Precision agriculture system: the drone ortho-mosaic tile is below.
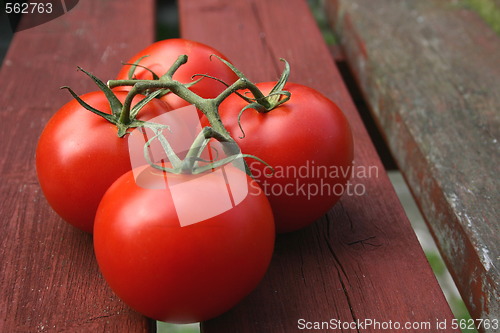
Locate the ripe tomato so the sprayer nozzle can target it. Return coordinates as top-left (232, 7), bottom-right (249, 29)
top-left (115, 38), bottom-right (239, 110)
top-left (35, 91), bottom-right (170, 233)
top-left (209, 82), bottom-right (354, 233)
top-left (93, 163), bottom-right (275, 323)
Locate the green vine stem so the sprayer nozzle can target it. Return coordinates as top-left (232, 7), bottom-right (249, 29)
top-left (62, 67), bottom-right (167, 137)
top-left (106, 54), bottom-right (291, 174)
top-left (108, 55), bottom-right (291, 141)
top-left (144, 125), bottom-right (273, 176)
top-left (62, 55), bottom-right (289, 175)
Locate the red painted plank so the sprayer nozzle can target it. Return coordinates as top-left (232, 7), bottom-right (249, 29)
top-left (0, 1), bottom-right (155, 331)
top-left (179, 0), bottom-right (459, 332)
top-left (324, 0), bottom-right (500, 328)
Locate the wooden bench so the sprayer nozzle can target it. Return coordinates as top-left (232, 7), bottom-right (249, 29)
top-left (0, 0), bottom-right (477, 331)
top-left (323, 0), bottom-right (500, 329)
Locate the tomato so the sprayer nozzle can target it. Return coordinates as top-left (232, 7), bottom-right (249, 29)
top-left (208, 82), bottom-right (354, 233)
top-left (35, 91), bottom-right (170, 233)
top-left (93, 163), bottom-right (275, 323)
top-left (115, 38), bottom-right (239, 110)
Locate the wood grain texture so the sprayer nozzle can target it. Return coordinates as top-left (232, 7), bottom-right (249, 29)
top-left (0, 1), bottom-right (155, 331)
top-left (179, 0), bottom-right (459, 332)
top-left (323, 0), bottom-right (500, 327)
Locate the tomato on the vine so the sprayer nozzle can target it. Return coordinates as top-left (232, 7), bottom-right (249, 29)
top-left (207, 82), bottom-right (354, 233)
top-left (35, 91), bottom-right (171, 233)
top-left (115, 38), bottom-right (239, 110)
top-left (93, 163), bottom-right (275, 323)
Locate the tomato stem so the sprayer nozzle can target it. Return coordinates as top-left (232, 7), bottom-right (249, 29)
top-left (62, 68), bottom-right (165, 137)
top-left (106, 55), bottom-right (291, 174)
top-left (63, 56), bottom-right (288, 175)
top-left (108, 55), bottom-right (291, 133)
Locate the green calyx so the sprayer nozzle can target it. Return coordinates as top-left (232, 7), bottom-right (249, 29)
top-left (214, 56), bottom-right (291, 112)
top-left (144, 125), bottom-right (272, 176)
top-left (61, 67), bottom-right (164, 137)
top-left (225, 58), bottom-right (291, 139)
top-left (125, 55), bottom-right (160, 80)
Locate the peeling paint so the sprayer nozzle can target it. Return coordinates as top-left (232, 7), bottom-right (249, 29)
top-left (481, 247), bottom-right (494, 271)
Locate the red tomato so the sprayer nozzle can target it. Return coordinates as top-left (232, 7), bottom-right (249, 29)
top-left (93, 163), bottom-right (275, 323)
top-left (115, 38), bottom-right (239, 110)
top-left (35, 91), bottom-right (170, 233)
top-left (207, 82), bottom-right (354, 233)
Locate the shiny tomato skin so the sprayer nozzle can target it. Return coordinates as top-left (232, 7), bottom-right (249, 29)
top-left (211, 82), bottom-right (354, 233)
top-left (93, 164), bottom-right (275, 323)
top-left (35, 91), bottom-right (170, 233)
top-left (115, 38), bottom-right (239, 110)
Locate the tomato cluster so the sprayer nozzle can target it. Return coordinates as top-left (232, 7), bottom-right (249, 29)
top-left (35, 38), bottom-right (353, 323)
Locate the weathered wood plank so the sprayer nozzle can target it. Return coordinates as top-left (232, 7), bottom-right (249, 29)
top-left (323, 0), bottom-right (500, 327)
top-left (179, 0), bottom-right (459, 332)
top-left (0, 1), bottom-right (155, 331)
